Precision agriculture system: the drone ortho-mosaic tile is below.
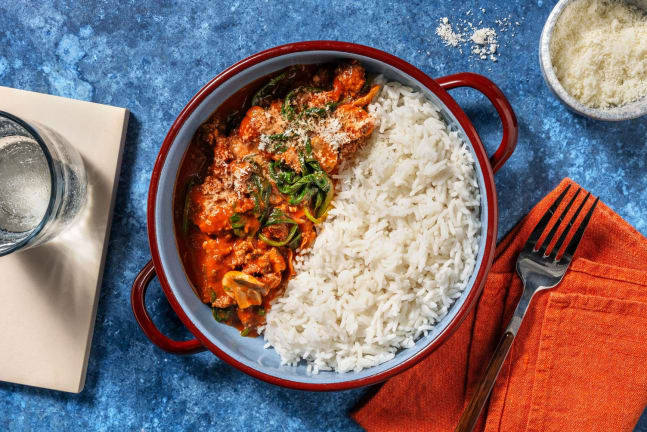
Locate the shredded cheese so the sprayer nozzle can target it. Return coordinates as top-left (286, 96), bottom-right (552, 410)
top-left (258, 134), bottom-right (270, 151)
top-left (550, 0), bottom-right (647, 108)
top-left (318, 117), bottom-right (349, 151)
top-left (257, 109), bottom-right (358, 158)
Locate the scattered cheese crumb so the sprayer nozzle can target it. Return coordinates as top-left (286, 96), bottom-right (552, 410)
top-left (435, 18), bottom-right (465, 47)
top-left (436, 16), bottom-right (502, 61)
top-left (318, 117), bottom-right (349, 151)
top-left (258, 134), bottom-right (270, 151)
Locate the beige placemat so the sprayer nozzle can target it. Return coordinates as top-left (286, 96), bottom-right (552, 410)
top-left (0, 87), bottom-right (129, 393)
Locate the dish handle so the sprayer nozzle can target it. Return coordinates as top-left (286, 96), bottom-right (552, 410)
top-left (131, 260), bottom-right (206, 355)
top-left (436, 73), bottom-right (518, 173)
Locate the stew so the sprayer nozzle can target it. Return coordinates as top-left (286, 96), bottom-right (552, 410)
top-left (174, 61), bottom-right (380, 336)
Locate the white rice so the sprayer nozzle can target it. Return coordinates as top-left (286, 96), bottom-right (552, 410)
top-left (263, 79), bottom-right (481, 373)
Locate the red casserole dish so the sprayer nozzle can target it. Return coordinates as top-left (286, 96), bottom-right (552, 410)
top-left (131, 41), bottom-right (518, 390)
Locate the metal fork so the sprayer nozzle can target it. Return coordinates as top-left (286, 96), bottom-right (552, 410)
top-left (455, 185), bottom-right (599, 432)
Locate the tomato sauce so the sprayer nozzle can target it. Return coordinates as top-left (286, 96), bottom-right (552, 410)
top-left (173, 61), bottom-right (379, 336)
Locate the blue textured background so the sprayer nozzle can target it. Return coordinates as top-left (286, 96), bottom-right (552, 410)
top-left (1, 0), bottom-right (646, 430)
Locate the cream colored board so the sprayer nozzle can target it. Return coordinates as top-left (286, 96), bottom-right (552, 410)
top-left (0, 86), bottom-right (129, 393)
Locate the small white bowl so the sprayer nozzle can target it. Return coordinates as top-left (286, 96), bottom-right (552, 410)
top-left (539, 0), bottom-right (647, 121)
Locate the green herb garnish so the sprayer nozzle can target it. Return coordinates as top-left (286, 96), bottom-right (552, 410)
top-left (287, 185), bottom-right (313, 205)
top-left (229, 213), bottom-right (246, 237)
top-left (272, 142), bottom-right (289, 153)
top-left (284, 172), bottom-right (329, 194)
top-left (267, 133), bottom-right (290, 141)
top-left (266, 133), bottom-right (296, 154)
top-left (316, 182), bottom-right (334, 218)
top-left (248, 173), bottom-right (272, 225)
top-left (301, 101), bottom-right (337, 119)
top-left (271, 142), bottom-right (288, 153)
top-left (264, 208), bottom-right (298, 227)
top-left (267, 150), bottom-right (334, 221)
top-left (282, 88), bottom-right (298, 121)
top-left (213, 308), bottom-right (231, 323)
top-left (303, 107), bottom-right (328, 117)
top-left (304, 207), bottom-right (323, 224)
top-left (287, 232), bottom-right (302, 249)
top-left (258, 208), bottom-right (300, 247)
top-left (251, 72), bottom-right (287, 107)
top-left (281, 86), bottom-right (322, 121)
top-left (325, 101), bottom-right (339, 112)
top-left (269, 161), bottom-right (297, 194)
top-left (258, 224), bottom-right (299, 247)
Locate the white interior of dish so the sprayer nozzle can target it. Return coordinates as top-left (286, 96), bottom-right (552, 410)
top-left (154, 51), bottom-right (490, 384)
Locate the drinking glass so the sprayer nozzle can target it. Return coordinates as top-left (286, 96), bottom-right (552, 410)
top-left (0, 111), bottom-right (87, 256)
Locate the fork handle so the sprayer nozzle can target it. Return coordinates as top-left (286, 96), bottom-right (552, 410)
top-left (455, 330), bottom-right (516, 432)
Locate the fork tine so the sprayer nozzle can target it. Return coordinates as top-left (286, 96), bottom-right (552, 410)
top-left (537, 188), bottom-right (581, 256)
top-left (548, 192), bottom-right (591, 261)
top-left (523, 185), bottom-right (571, 252)
top-left (559, 197), bottom-right (599, 263)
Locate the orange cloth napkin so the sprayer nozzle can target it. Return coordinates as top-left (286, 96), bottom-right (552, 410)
top-left (352, 178), bottom-right (647, 432)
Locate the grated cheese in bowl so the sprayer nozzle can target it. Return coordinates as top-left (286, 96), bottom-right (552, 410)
top-left (550, 0), bottom-right (647, 109)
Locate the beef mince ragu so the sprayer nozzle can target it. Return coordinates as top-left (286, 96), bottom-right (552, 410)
top-left (175, 61), bottom-right (380, 336)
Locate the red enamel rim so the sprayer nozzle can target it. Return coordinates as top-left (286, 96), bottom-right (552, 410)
top-left (146, 41), bottom-right (505, 391)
